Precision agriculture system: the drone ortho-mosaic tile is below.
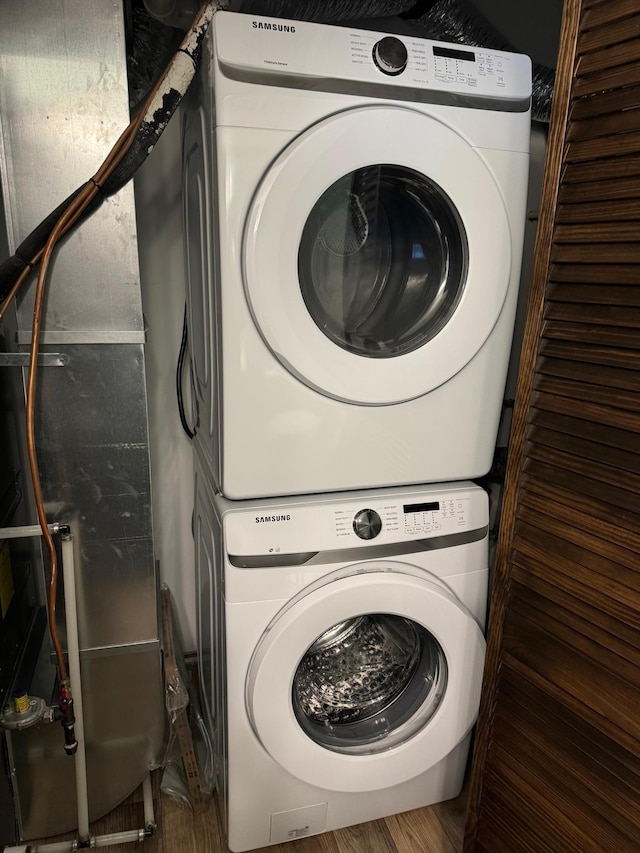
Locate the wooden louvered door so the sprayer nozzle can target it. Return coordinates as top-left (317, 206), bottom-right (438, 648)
top-left (464, 0), bottom-right (640, 850)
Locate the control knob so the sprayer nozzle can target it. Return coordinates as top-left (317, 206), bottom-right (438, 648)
top-left (353, 508), bottom-right (382, 540)
top-left (372, 36), bottom-right (408, 76)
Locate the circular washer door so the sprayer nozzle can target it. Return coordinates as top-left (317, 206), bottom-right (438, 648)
top-left (243, 106), bottom-right (512, 405)
top-left (246, 567), bottom-right (485, 792)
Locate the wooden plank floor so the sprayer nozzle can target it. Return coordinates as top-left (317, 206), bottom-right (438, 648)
top-left (36, 774), bottom-right (467, 852)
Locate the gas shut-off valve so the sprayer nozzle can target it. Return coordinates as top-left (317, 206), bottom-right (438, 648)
top-left (0, 691), bottom-right (75, 752)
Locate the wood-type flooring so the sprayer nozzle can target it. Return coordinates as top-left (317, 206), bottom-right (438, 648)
top-left (36, 775), bottom-right (467, 853)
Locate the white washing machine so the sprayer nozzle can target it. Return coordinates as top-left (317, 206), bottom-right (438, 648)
top-left (193, 448), bottom-right (489, 851)
top-left (183, 11), bottom-right (532, 499)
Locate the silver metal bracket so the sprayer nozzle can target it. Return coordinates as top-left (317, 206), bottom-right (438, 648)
top-left (0, 352), bottom-right (67, 367)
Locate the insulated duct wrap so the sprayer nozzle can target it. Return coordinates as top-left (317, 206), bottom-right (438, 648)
top-left (231, 0), bottom-right (417, 21)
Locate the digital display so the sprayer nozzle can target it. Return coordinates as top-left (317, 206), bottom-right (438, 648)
top-left (403, 501), bottom-right (440, 513)
top-left (433, 46), bottom-right (476, 63)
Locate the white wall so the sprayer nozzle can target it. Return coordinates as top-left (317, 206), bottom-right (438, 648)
top-left (135, 109), bottom-right (197, 652)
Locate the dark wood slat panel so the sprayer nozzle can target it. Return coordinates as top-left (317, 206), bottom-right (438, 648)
top-left (570, 81), bottom-right (640, 120)
top-left (540, 338), bottom-right (640, 371)
top-left (545, 301), bottom-right (640, 328)
top-left (581, 0), bottom-right (640, 31)
top-left (530, 406), bottom-right (640, 453)
top-left (577, 38), bottom-right (640, 75)
top-left (467, 2), bottom-right (640, 848)
top-left (573, 59), bottom-right (640, 98)
top-left (565, 130), bottom-right (640, 163)
top-left (549, 261), bottom-right (640, 283)
top-left (519, 480), bottom-right (640, 555)
top-left (480, 767), bottom-right (591, 853)
top-left (537, 356), bottom-right (640, 391)
top-left (503, 651), bottom-right (640, 757)
top-left (578, 12), bottom-right (640, 55)
top-left (532, 388), bottom-right (640, 432)
top-left (492, 706), bottom-right (640, 845)
top-left (514, 517), bottom-right (640, 596)
top-left (533, 373), bottom-right (640, 415)
top-left (550, 241), bottom-right (640, 262)
top-left (556, 199), bottom-right (640, 223)
top-left (513, 519), bottom-right (638, 612)
top-left (530, 422), bottom-right (640, 473)
top-left (522, 456), bottom-right (640, 518)
top-left (563, 153), bottom-right (640, 184)
top-left (521, 469), bottom-right (640, 538)
top-left (567, 108), bottom-right (640, 142)
top-left (501, 666), bottom-right (640, 781)
top-left (554, 221), bottom-right (640, 243)
top-left (515, 507), bottom-right (640, 577)
top-left (559, 173), bottom-right (640, 200)
top-left (508, 582), bottom-right (640, 680)
top-left (542, 321), bottom-right (640, 352)
top-left (513, 549), bottom-right (640, 644)
top-left (502, 610), bottom-right (640, 739)
top-left (488, 746), bottom-right (629, 853)
top-left (478, 785), bottom-right (553, 853)
top-left (546, 283), bottom-right (640, 306)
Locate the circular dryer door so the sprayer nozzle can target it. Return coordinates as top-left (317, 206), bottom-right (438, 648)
top-left (243, 106), bottom-right (512, 405)
top-left (246, 567), bottom-right (485, 792)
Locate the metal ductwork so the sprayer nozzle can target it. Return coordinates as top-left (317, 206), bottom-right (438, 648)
top-left (0, 0), bottom-right (164, 842)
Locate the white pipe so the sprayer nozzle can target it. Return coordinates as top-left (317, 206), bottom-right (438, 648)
top-left (94, 829), bottom-right (147, 847)
top-left (2, 776), bottom-right (155, 853)
top-left (60, 533), bottom-right (89, 843)
top-left (0, 524), bottom-right (157, 850)
top-left (0, 523), bottom-right (61, 539)
top-left (3, 827), bottom-right (149, 852)
top-left (142, 773), bottom-right (155, 830)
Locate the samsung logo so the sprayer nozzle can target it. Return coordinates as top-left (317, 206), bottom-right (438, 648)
top-left (252, 21), bottom-right (296, 33)
top-left (255, 514), bottom-right (291, 523)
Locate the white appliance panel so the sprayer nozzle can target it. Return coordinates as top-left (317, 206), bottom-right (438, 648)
top-left (193, 457), bottom-right (490, 850)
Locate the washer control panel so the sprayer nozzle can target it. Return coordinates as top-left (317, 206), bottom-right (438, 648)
top-left (336, 498), bottom-right (468, 541)
top-left (223, 484), bottom-right (488, 557)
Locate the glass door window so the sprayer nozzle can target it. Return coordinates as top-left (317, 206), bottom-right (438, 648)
top-left (293, 613), bottom-right (447, 754)
top-left (299, 166), bottom-right (467, 358)
top-left (243, 106), bottom-right (511, 404)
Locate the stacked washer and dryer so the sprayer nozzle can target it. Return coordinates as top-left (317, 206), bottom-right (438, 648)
top-left (183, 10), bottom-right (531, 851)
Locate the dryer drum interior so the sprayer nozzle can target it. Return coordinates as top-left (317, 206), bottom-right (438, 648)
top-left (298, 165), bottom-right (469, 358)
top-left (292, 612), bottom-right (448, 755)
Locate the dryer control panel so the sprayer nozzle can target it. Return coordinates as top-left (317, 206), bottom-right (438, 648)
top-left (214, 12), bottom-right (532, 107)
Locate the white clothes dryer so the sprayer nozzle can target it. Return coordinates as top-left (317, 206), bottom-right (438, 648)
top-left (183, 11), bottom-right (532, 498)
top-left (193, 447), bottom-right (489, 851)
